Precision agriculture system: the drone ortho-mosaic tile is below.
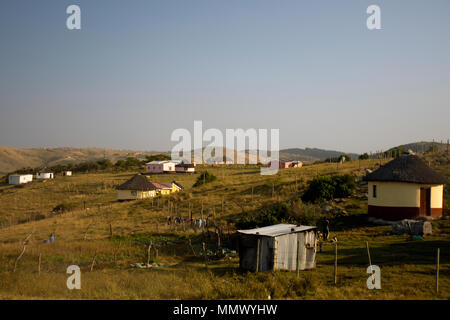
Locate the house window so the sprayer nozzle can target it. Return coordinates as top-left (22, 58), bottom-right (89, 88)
top-left (131, 191), bottom-right (137, 196)
top-left (373, 185), bottom-right (377, 198)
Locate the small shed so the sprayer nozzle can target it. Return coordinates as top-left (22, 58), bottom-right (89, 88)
top-left (267, 160), bottom-right (302, 169)
top-left (9, 174), bottom-right (33, 185)
top-left (36, 170), bottom-right (54, 179)
top-left (62, 171), bottom-right (72, 176)
top-left (145, 161), bottom-right (176, 174)
top-left (238, 224), bottom-right (317, 272)
top-left (175, 163), bottom-right (195, 173)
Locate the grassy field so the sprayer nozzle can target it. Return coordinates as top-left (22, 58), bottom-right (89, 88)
top-left (0, 156), bottom-right (448, 300)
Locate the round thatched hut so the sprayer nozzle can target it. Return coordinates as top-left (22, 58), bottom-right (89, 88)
top-left (364, 154), bottom-right (447, 221)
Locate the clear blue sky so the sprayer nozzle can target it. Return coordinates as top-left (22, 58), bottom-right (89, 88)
top-left (1, 0), bottom-right (449, 153)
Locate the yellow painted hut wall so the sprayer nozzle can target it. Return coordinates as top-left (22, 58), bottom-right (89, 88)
top-left (117, 190), bottom-right (156, 200)
top-left (368, 182), bottom-right (443, 208)
top-left (159, 189), bottom-right (171, 196)
top-left (431, 185), bottom-right (443, 208)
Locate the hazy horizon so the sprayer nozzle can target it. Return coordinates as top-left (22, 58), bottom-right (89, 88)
top-left (1, 0), bottom-right (449, 154)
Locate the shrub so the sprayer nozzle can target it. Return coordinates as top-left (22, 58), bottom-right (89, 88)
top-left (235, 211), bottom-right (280, 229)
top-left (301, 174), bottom-right (356, 203)
top-left (193, 171), bottom-right (217, 187)
top-left (288, 201), bottom-right (321, 226)
top-left (145, 154), bottom-right (171, 162)
top-left (114, 157), bottom-right (142, 170)
top-left (333, 174), bottom-right (357, 198)
top-left (358, 153), bottom-right (370, 160)
top-left (235, 202), bottom-right (288, 229)
top-left (301, 176), bottom-right (336, 202)
top-left (52, 202), bottom-right (77, 214)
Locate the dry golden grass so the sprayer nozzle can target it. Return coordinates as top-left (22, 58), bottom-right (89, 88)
top-left (0, 157), bottom-right (448, 299)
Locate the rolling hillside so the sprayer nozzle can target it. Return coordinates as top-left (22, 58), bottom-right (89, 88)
top-left (1, 141), bottom-right (446, 175)
top-left (279, 148), bottom-right (359, 162)
top-left (0, 146), bottom-right (356, 175)
top-left (0, 147), bottom-right (161, 175)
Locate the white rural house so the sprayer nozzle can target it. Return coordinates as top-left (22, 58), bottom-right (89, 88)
top-left (145, 161), bottom-right (176, 174)
top-left (62, 171), bottom-right (72, 176)
top-left (36, 170), bottom-right (54, 179)
top-left (8, 174), bottom-right (33, 185)
top-left (175, 163), bottom-right (195, 173)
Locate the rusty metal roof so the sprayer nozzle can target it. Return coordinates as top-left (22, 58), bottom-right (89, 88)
top-left (238, 224), bottom-right (317, 237)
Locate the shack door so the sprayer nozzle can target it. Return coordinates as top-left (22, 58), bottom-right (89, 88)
top-left (420, 188), bottom-right (431, 216)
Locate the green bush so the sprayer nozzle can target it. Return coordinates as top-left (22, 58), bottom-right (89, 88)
top-left (333, 174), bottom-right (357, 198)
top-left (52, 202), bottom-right (77, 214)
top-left (358, 153), bottom-right (370, 160)
top-left (145, 154), bottom-right (171, 162)
top-left (235, 202), bottom-right (288, 229)
top-left (288, 201), bottom-right (321, 226)
top-left (193, 171), bottom-right (217, 187)
top-left (301, 174), bottom-right (356, 203)
top-left (302, 176), bottom-right (336, 202)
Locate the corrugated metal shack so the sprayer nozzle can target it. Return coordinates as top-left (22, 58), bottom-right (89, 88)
top-left (238, 224), bottom-right (317, 272)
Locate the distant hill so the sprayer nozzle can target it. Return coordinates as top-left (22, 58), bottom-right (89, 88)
top-left (0, 146), bottom-right (360, 174)
top-left (0, 147), bottom-right (161, 175)
top-left (388, 141), bottom-right (448, 154)
top-left (279, 148), bottom-right (359, 162)
top-left (1, 141), bottom-right (446, 175)
top-left (195, 147), bottom-right (356, 164)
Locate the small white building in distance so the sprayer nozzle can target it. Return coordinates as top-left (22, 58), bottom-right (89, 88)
top-left (62, 171), bottom-right (72, 176)
top-left (9, 174), bottom-right (33, 185)
top-left (175, 163), bottom-right (195, 173)
top-left (36, 170), bottom-right (54, 179)
top-left (145, 161), bottom-right (176, 174)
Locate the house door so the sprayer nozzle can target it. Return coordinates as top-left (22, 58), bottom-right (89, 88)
top-left (420, 188), bottom-right (431, 216)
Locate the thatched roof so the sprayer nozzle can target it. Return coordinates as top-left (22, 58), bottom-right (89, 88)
top-left (116, 174), bottom-right (157, 191)
top-left (364, 155), bottom-right (447, 184)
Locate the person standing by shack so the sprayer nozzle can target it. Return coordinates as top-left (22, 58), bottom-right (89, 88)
top-left (323, 219), bottom-right (330, 241)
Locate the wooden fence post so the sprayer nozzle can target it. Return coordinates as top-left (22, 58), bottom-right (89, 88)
top-left (202, 242), bottom-right (208, 269)
top-left (366, 241), bottom-right (372, 267)
top-left (113, 242), bottom-right (121, 264)
top-left (147, 241), bottom-right (153, 265)
top-left (334, 243), bottom-right (338, 285)
top-left (436, 248), bottom-right (440, 294)
top-left (188, 238), bottom-right (196, 256)
top-left (38, 252), bottom-right (42, 275)
top-left (256, 238), bottom-right (261, 272)
top-left (13, 231), bottom-right (34, 272)
top-left (90, 250), bottom-right (97, 272)
top-left (296, 239), bottom-right (300, 278)
top-left (217, 226), bottom-right (221, 248)
top-left (83, 223), bottom-right (92, 240)
top-left (13, 246), bottom-right (26, 273)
